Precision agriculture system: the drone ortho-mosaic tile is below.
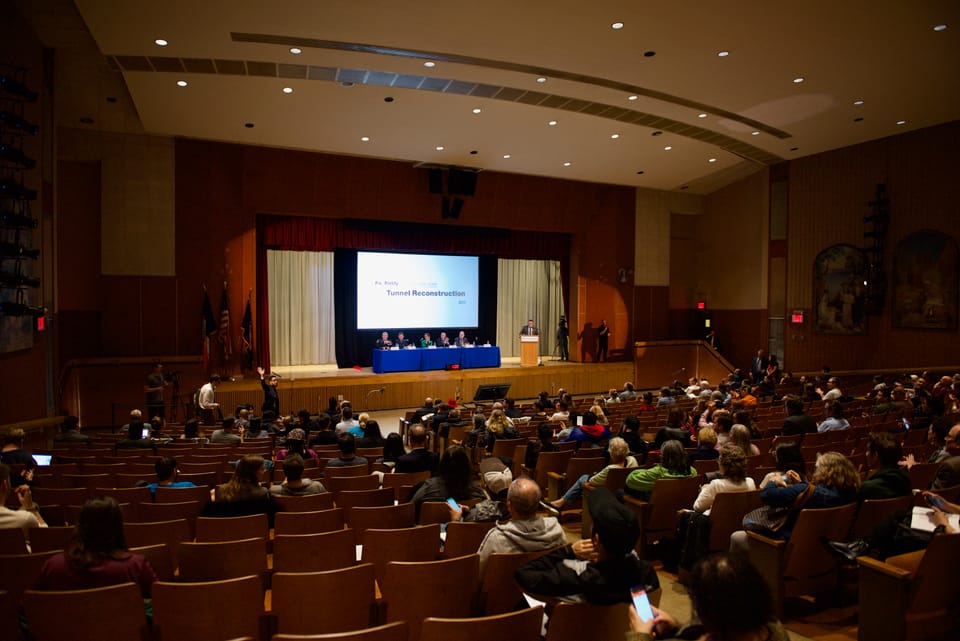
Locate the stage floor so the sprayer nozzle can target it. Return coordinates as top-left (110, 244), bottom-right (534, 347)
top-left (216, 356), bottom-right (635, 415)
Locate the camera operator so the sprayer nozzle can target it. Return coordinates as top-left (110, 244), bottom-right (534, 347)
top-left (144, 362), bottom-right (169, 420)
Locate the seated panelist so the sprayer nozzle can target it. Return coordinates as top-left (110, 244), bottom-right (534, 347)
top-left (455, 330), bottom-right (472, 347)
top-left (375, 331), bottom-right (392, 349)
top-left (437, 331), bottom-right (451, 347)
top-left (420, 332), bottom-right (435, 347)
top-left (396, 332), bottom-right (410, 348)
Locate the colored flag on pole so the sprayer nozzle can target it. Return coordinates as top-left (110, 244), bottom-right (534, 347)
top-left (201, 287), bottom-right (217, 371)
top-left (219, 282), bottom-right (231, 358)
top-left (240, 292), bottom-right (253, 371)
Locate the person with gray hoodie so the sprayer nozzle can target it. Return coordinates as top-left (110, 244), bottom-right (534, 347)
top-left (476, 476), bottom-right (567, 575)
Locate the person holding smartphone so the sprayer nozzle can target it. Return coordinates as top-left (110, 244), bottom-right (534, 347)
top-left (626, 554), bottom-right (788, 641)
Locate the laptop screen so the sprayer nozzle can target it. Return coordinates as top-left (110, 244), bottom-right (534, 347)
top-left (33, 453), bottom-right (53, 466)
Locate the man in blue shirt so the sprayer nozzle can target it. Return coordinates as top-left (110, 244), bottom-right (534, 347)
top-left (145, 456), bottom-right (196, 496)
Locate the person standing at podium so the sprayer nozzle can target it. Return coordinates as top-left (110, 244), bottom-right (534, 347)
top-left (520, 319), bottom-right (539, 336)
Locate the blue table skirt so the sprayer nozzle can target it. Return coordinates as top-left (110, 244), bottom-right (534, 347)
top-left (372, 346), bottom-right (501, 373)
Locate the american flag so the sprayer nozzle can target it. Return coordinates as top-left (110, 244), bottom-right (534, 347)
top-left (219, 283), bottom-right (231, 358)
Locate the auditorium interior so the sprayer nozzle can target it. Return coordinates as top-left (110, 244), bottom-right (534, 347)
top-left (1, 2), bottom-right (959, 640)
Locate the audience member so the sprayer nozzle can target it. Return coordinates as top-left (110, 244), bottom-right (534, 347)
top-left (210, 417), bottom-right (242, 444)
top-left (53, 416), bottom-right (91, 444)
top-left (356, 419), bottom-right (386, 448)
top-left (625, 440), bottom-right (696, 500)
top-left (395, 424), bottom-right (438, 474)
top-left (617, 415), bottom-right (648, 462)
top-left (817, 400), bottom-right (850, 432)
top-left (0, 462), bottom-right (46, 535)
top-left (692, 445), bottom-right (756, 514)
top-left (308, 413), bottom-right (337, 447)
top-left (379, 433), bottom-right (405, 468)
top-left (550, 437), bottom-right (638, 511)
top-left (688, 427), bottom-right (720, 461)
top-left (515, 487), bottom-right (659, 604)
top-left (335, 405), bottom-right (359, 435)
top-left (859, 433), bottom-right (911, 500)
top-left (144, 456), bottom-right (196, 496)
top-left (781, 396), bottom-right (817, 435)
top-left (411, 445), bottom-right (485, 521)
top-left (326, 433), bottom-right (369, 469)
top-left (562, 410), bottom-right (611, 446)
top-left (270, 454), bottom-right (326, 496)
top-left (34, 497), bottom-right (156, 597)
top-left (729, 424), bottom-right (760, 456)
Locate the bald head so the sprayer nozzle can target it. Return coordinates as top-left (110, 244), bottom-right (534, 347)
top-left (507, 477), bottom-right (542, 519)
top-left (408, 424), bottom-right (427, 447)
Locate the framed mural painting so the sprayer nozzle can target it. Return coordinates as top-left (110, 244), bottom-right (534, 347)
top-left (892, 230), bottom-right (958, 330)
top-left (813, 244), bottom-right (868, 334)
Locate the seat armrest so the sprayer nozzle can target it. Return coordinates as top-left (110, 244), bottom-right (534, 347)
top-left (856, 556), bottom-right (913, 580)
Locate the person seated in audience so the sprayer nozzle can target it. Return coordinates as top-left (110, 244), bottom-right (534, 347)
top-left (209, 416), bottom-right (242, 444)
top-left (930, 431), bottom-right (960, 491)
top-left (617, 415), bottom-right (649, 462)
top-left (606, 389), bottom-right (621, 405)
top-left (549, 401), bottom-right (570, 423)
top-left (474, 475), bottom-right (566, 574)
top-left (179, 418), bottom-right (203, 442)
top-left (903, 419), bottom-right (957, 470)
top-left (733, 409), bottom-right (761, 439)
top-left (860, 432), bottom-right (911, 500)
top-left (436, 408), bottom-right (466, 443)
top-left (562, 410), bottom-right (612, 447)
top-left (275, 428), bottom-right (316, 461)
top-left (0, 462), bottom-right (47, 535)
top-left (818, 376), bottom-right (843, 401)
top-left (515, 486), bottom-right (659, 605)
top-left (656, 387), bottom-right (676, 407)
top-left (325, 397), bottom-right (343, 426)
top-left (144, 456), bottom-right (196, 496)
top-left (525, 423), bottom-right (559, 472)
top-left (637, 392), bottom-right (657, 412)
top-left (356, 419), bottom-right (386, 449)
top-left (730, 451), bottom-right (859, 553)
top-left (396, 424), bottom-right (439, 474)
top-left (590, 403), bottom-right (610, 425)
top-left (687, 427), bottom-right (720, 462)
top-left (234, 407), bottom-right (251, 430)
top-left (550, 437), bottom-right (639, 511)
top-left (335, 405), bottom-right (359, 435)
top-left (411, 396), bottom-right (435, 424)
top-left (53, 415), bottom-right (91, 444)
top-left (625, 440), bottom-right (696, 500)
top-left (693, 445), bottom-right (756, 514)
top-left (378, 433), bottom-right (405, 469)
top-left (326, 433), bottom-right (369, 469)
top-left (757, 443), bottom-right (807, 490)
top-left (654, 407), bottom-right (694, 450)
top-left (214, 454), bottom-right (269, 502)
top-left (620, 382), bottom-right (637, 400)
top-left (308, 413), bottom-right (337, 447)
top-left (817, 400), bottom-right (850, 432)
top-left (270, 454), bottom-right (325, 496)
top-left (34, 496), bottom-right (156, 597)
top-left (781, 395), bottom-right (817, 435)
top-left (449, 456), bottom-right (511, 523)
top-left (502, 397), bottom-right (522, 419)
top-left (1, 428), bottom-right (38, 488)
top-left (627, 553), bottom-right (788, 641)
top-left (712, 410), bottom-right (734, 447)
top-left (728, 424), bottom-right (760, 456)
top-left (411, 445), bottom-right (486, 521)
top-left (242, 416), bottom-right (268, 439)
top-left (116, 420), bottom-right (154, 450)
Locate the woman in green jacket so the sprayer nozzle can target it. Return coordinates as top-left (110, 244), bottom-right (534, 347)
top-left (625, 440), bottom-right (696, 500)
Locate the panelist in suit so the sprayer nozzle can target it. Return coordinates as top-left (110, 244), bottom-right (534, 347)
top-left (437, 331), bottom-right (451, 347)
top-left (396, 332), bottom-right (410, 348)
top-left (455, 330), bottom-right (471, 347)
top-left (520, 319), bottom-right (539, 336)
top-left (375, 331), bottom-right (393, 349)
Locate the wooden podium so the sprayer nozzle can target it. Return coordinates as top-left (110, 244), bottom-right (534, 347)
top-left (519, 335), bottom-right (539, 367)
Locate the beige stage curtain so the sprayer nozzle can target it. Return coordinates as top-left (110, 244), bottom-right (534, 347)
top-left (496, 259), bottom-right (564, 358)
top-left (267, 250), bottom-right (336, 366)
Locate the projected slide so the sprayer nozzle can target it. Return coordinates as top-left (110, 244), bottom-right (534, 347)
top-left (356, 251), bottom-right (479, 330)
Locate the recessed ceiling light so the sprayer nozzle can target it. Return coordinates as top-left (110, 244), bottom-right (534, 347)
top-left (563, 162), bottom-right (571, 167)
top-left (244, 122), bottom-right (254, 128)
top-left (698, 113), bottom-right (708, 118)
top-left (176, 80), bottom-right (188, 87)
top-left (472, 108), bottom-right (482, 114)
top-left (896, 120), bottom-right (906, 125)
top-left (636, 171), bottom-right (645, 175)
top-left (154, 38), bottom-right (168, 47)
top-left (503, 154), bottom-right (511, 159)
top-left (643, 51), bottom-right (656, 57)
top-left (384, 96), bottom-right (394, 103)
top-left (548, 120), bottom-right (558, 126)
top-left (289, 47), bottom-right (302, 54)
top-left (853, 99), bottom-right (864, 105)
top-left (664, 146), bottom-right (672, 151)
top-left (536, 77), bottom-right (547, 83)
top-left (751, 131), bottom-right (760, 136)
top-left (423, 61), bottom-right (436, 68)
top-left (933, 24), bottom-right (947, 32)
top-left (79, 117), bottom-right (94, 124)
top-left (793, 77), bottom-right (805, 84)
top-left (610, 133), bottom-right (620, 139)
top-left (790, 147), bottom-right (799, 151)
top-left (436, 146), bottom-right (444, 151)
top-left (717, 51), bottom-right (730, 57)
top-left (628, 95), bottom-right (638, 101)
top-left (611, 22), bottom-right (624, 30)
top-left (360, 136), bottom-right (370, 142)
top-left (469, 150), bottom-right (478, 155)
top-left (282, 87), bottom-right (293, 94)
top-left (854, 117), bottom-right (864, 122)
top-left (708, 158), bottom-right (717, 163)
top-left (651, 131), bottom-right (663, 137)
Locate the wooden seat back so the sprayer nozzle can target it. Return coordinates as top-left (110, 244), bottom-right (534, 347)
top-left (420, 606), bottom-right (542, 641)
top-left (22, 581), bottom-right (146, 641)
top-left (707, 489), bottom-right (763, 552)
top-left (272, 563), bottom-right (376, 634)
top-left (274, 507), bottom-right (344, 535)
top-left (153, 575), bottom-right (262, 641)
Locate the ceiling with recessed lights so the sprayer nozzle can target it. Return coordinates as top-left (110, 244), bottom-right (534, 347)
top-left (15, 0), bottom-right (960, 194)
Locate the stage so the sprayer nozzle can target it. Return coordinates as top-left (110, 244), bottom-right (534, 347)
top-left (214, 356), bottom-right (635, 415)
